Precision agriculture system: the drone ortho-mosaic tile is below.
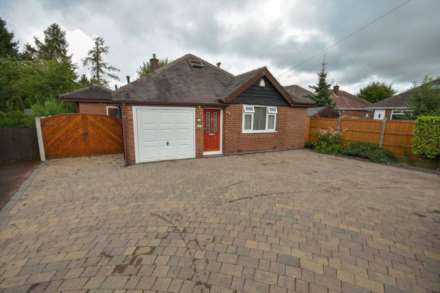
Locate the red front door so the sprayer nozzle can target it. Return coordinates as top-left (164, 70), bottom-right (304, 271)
top-left (204, 109), bottom-right (221, 152)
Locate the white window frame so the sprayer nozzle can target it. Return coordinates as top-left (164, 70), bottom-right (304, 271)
top-left (390, 109), bottom-right (413, 120)
top-left (242, 105), bottom-right (277, 133)
top-left (106, 105), bottom-right (119, 116)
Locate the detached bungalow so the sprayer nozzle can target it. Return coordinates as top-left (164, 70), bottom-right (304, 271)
top-left (369, 78), bottom-right (440, 120)
top-left (284, 84), bottom-right (370, 118)
top-left (60, 86), bottom-right (120, 117)
top-left (113, 54), bottom-right (314, 164)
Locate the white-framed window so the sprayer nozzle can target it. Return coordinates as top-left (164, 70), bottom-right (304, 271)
top-left (242, 105), bottom-right (277, 133)
top-left (106, 105), bottom-right (120, 118)
top-left (259, 78), bottom-right (266, 87)
top-left (390, 109), bottom-right (413, 120)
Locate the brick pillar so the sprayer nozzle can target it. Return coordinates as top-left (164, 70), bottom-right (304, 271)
top-left (195, 106), bottom-right (204, 158)
top-left (122, 104), bottom-right (136, 165)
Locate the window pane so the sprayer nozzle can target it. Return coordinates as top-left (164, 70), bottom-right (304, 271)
top-left (268, 114), bottom-right (275, 129)
top-left (244, 114), bottom-right (252, 130)
top-left (213, 112), bottom-right (218, 133)
top-left (253, 107), bottom-right (266, 130)
top-left (205, 112), bottom-right (210, 133)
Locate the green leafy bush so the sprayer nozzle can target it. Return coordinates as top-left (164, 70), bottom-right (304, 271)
top-left (413, 116), bottom-right (440, 159)
top-left (314, 131), bottom-right (342, 154)
top-left (342, 142), bottom-right (396, 163)
top-left (31, 98), bottom-right (68, 116)
top-left (0, 111), bottom-right (34, 128)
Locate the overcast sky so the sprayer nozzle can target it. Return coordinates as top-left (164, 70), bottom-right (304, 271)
top-left (1, 0), bottom-right (439, 93)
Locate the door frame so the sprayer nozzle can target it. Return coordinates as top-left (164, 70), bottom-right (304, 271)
top-left (203, 108), bottom-right (223, 156)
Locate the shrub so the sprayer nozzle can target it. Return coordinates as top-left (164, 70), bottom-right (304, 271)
top-left (0, 111), bottom-right (34, 128)
top-left (31, 98), bottom-right (68, 116)
top-left (342, 142), bottom-right (396, 163)
top-left (314, 131), bottom-right (342, 154)
top-left (413, 116), bottom-right (440, 159)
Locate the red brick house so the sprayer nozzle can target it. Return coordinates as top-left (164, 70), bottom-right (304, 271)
top-left (60, 86), bottom-right (120, 117)
top-left (113, 54), bottom-right (314, 164)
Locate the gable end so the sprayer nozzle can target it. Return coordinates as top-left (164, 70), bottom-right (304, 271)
top-left (233, 77), bottom-right (289, 106)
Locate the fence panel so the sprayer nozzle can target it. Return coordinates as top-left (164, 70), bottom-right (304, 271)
top-left (41, 114), bottom-right (123, 158)
top-left (0, 128), bottom-right (39, 161)
top-left (383, 120), bottom-right (415, 157)
top-left (308, 118), bottom-right (416, 158)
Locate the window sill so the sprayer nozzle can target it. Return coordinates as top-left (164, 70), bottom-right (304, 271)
top-left (242, 130), bottom-right (277, 134)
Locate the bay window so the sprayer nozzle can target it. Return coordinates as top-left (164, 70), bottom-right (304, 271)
top-left (242, 105), bottom-right (277, 133)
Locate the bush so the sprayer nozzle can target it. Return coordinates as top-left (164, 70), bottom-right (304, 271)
top-left (314, 131), bottom-right (342, 154)
top-left (413, 116), bottom-right (440, 159)
top-left (342, 142), bottom-right (397, 163)
top-left (31, 98), bottom-right (68, 116)
top-left (0, 111), bottom-right (34, 128)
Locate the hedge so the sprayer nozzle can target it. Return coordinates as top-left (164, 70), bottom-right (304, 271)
top-left (0, 111), bottom-right (35, 128)
top-left (413, 116), bottom-right (440, 159)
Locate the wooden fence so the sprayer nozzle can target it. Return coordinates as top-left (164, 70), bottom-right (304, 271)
top-left (308, 117), bottom-right (416, 158)
top-left (0, 128), bottom-right (39, 161)
top-left (40, 114), bottom-right (123, 158)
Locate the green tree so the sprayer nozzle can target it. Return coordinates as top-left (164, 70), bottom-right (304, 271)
top-left (137, 58), bottom-right (168, 77)
top-left (33, 23), bottom-right (72, 64)
top-left (0, 17), bottom-right (18, 57)
top-left (358, 82), bottom-right (395, 103)
top-left (410, 76), bottom-right (440, 117)
top-left (308, 62), bottom-right (334, 107)
top-left (77, 74), bottom-right (92, 87)
top-left (83, 37), bottom-right (119, 85)
top-left (20, 43), bottom-right (37, 60)
top-left (0, 58), bottom-right (77, 111)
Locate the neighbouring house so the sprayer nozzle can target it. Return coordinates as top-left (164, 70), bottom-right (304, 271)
top-left (284, 84), bottom-right (371, 118)
top-left (60, 85), bottom-right (121, 117)
top-left (368, 78), bottom-right (440, 120)
top-left (113, 53), bottom-right (314, 164)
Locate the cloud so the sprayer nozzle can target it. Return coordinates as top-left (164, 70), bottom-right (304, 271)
top-left (2, 0), bottom-right (439, 93)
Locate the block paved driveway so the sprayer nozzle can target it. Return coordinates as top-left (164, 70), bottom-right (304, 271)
top-left (0, 150), bottom-right (439, 293)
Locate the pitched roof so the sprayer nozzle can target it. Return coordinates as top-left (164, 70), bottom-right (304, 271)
top-left (369, 78), bottom-right (440, 109)
top-left (331, 89), bottom-right (371, 109)
top-left (113, 53), bottom-right (310, 107)
top-left (60, 85), bottom-right (113, 102)
top-left (284, 85), bottom-right (315, 105)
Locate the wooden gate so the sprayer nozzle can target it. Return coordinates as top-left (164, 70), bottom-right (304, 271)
top-left (41, 114), bottom-right (123, 158)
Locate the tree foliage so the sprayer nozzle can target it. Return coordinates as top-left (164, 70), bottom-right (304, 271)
top-left (0, 58), bottom-right (77, 111)
top-left (137, 58), bottom-right (168, 77)
top-left (83, 37), bottom-right (119, 85)
top-left (0, 17), bottom-right (19, 58)
top-left (358, 82), bottom-right (395, 103)
top-left (410, 76), bottom-right (440, 117)
top-left (308, 62), bottom-right (335, 107)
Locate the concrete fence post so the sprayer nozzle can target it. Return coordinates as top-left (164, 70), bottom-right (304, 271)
top-left (336, 115), bottom-right (342, 132)
top-left (35, 117), bottom-right (46, 161)
top-left (379, 118), bottom-right (387, 147)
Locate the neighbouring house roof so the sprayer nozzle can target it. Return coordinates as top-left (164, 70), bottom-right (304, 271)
top-left (331, 89), bottom-right (371, 110)
top-left (369, 78), bottom-right (440, 109)
top-left (60, 85), bottom-right (113, 103)
top-left (284, 85), bottom-right (315, 105)
top-left (113, 53), bottom-right (312, 107)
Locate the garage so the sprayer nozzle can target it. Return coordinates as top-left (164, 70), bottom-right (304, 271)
top-left (133, 106), bottom-right (195, 163)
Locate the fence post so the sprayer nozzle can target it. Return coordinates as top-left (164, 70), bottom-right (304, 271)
top-left (35, 117), bottom-right (46, 161)
top-left (336, 115), bottom-right (342, 132)
top-left (379, 118), bottom-right (387, 147)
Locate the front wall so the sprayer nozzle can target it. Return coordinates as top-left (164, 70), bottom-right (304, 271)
top-left (123, 103), bottom-right (306, 165)
top-left (79, 103), bottom-right (116, 115)
top-left (223, 104), bottom-right (306, 155)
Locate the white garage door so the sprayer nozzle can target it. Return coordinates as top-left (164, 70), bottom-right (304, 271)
top-left (133, 106), bottom-right (195, 163)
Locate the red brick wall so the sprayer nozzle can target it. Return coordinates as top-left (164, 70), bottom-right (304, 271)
top-left (223, 104), bottom-right (306, 155)
top-left (122, 105), bottom-right (136, 165)
top-left (79, 103), bottom-right (115, 115)
top-left (123, 104), bottom-right (306, 165)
